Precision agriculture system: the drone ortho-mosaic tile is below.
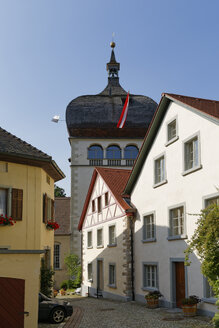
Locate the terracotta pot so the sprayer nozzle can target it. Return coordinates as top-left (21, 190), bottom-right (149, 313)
top-left (146, 298), bottom-right (159, 308)
top-left (182, 304), bottom-right (197, 317)
top-left (53, 290), bottom-right (58, 297)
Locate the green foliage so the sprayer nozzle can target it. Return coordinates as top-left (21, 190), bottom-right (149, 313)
top-left (64, 254), bottom-right (81, 288)
top-left (40, 258), bottom-right (54, 297)
top-left (60, 279), bottom-right (75, 290)
top-left (184, 204), bottom-right (219, 326)
top-left (54, 184), bottom-right (66, 197)
top-left (145, 290), bottom-right (163, 300)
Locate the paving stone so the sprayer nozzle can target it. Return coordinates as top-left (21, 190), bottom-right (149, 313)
top-left (60, 297), bottom-right (213, 328)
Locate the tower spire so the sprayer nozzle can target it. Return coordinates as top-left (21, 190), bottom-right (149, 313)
top-left (106, 41), bottom-right (120, 78)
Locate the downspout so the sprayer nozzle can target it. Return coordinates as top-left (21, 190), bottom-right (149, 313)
top-left (130, 216), bottom-right (135, 301)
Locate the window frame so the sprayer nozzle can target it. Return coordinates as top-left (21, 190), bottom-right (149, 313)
top-left (97, 196), bottom-right (102, 213)
top-left (153, 152), bottom-right (167, 188)
top-left (104, 192), bottom-right (109, 207)
top-left (167, 203), bottom-right (187, 240)
top-left (203, 192), bottom-right (219, 208)
top-left (92, 199), bottom-right (96, 213)
top-left (182, 131), bottom-right (202, 176)
top-left (54, 243), bottom-right (61, 270)
top-left (203, 277), bottom-right (217, 304)
top-left (0, 186), bottom-right (11, 217)
top-left (142, 262), bottom-right (159, 291)
top-left (87, 230), bottom-right (93, 248)
top-left (97, 228), bottom-right (103, 248)
top-left (88, 262), bottom-right (93, 282)
top-left (165, 116), bottom-right (179, 146)
top-left (108, 224), bottom-right (116, 247)
top-left (109, 263), bottom-right (116, 288)
top-left (142, 211), bottom-right (156, 243)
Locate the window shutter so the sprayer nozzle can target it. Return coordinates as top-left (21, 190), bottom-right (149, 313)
top-left (12, 189), bottom-right (23, 220)
top-left (51, 199), bottom-right (54, 221)
top-left (43, 193), bottom-right (48, 223)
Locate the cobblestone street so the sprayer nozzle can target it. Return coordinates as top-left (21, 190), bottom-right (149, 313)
top-left (38, 296), bottom-right (214, 328)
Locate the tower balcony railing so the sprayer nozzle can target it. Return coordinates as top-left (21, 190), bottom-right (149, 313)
top-left (107, 159), bottom-right (121, 166)
top-left (88, 158), bottom-right (135, 167)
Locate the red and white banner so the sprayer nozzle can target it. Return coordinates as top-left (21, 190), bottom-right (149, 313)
top-left (117, 92), bottom-right (129, 128)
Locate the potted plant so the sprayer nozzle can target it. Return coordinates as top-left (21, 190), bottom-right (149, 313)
top-left (181, 295), bottom-right (201, 317)
top-left (53, 289), bottom-right (58, 297)
top-left (145, 290), bottom-right (163, 308)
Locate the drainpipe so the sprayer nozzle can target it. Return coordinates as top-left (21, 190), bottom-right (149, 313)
top-left (130, 217), bottom-right (135, 301)
top-left (126, 208), bottom-right (136, 302)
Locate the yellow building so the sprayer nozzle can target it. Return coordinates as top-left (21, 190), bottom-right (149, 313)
top-left (0, 127), bottom-right (65, 328)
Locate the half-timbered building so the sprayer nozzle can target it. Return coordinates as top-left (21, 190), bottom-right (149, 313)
top-left (78, 167), bottom-right (135, 301)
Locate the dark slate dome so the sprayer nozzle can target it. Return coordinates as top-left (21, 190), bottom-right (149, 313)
top-left (66, 45), bottom-right (157, 138)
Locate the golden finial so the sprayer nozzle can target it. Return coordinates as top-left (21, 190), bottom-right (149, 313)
top-left (110, 32), bottom-right (115, 48)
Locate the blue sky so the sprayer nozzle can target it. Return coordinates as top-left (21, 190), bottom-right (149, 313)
top-left (0, 0), bottom-right (219, 195)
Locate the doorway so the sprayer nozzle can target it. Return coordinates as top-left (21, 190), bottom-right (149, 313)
top-left (171, 259), bottom-right (187, 308)
top-left (0, 277), bottom-right (25, 328)
top-left (97, 259), bottom-right (104, 291)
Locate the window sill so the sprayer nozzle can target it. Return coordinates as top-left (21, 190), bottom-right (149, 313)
top-left (108, 284), bottom-right (117, 289)
top-left (167, 234), bottom-right (187, 241)
top-left (202, 297), bottom-right (217, 304)
top-left (142, 287), bottom-right (158, 292)
top-left (97, 245), bottom-right (104, 249)
top-left (165, 136), bottom-right (179, 147)
top-left (182, 164), bottom-right (202, 176)
top-left (153, 179), bottom-right (167, 189)
top-left (54, 268), bottom-right (62, 271)
top-left (87, 246), bottom-right (93, 249)
top-left (142, 238), bottom-right (156, 243)
top-left (107, 243), bottom-right (117, 248)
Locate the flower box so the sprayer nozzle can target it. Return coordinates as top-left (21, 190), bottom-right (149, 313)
top-left (46, 221), bottom-right (59, 231)
top-left (0, 214), bottom-right (16, 226)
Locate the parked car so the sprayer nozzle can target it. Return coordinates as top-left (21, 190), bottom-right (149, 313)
top-left (38, 292), bottom-right (73, 324)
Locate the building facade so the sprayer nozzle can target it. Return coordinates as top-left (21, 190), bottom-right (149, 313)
top-left (0, 127), bottom-right (64, 328)
top-left (54, 197), bottom-right (71, 289)
top-left (65, 43), bottom-right (157, 257)
top-left (124, 93), bottom-right (219, 316)
top-left (78, 167), bottom-right (135, 301)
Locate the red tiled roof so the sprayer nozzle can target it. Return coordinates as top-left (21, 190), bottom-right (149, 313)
top-left (78, 167), bottom-right (131, 231)
top-left (164, 93), bottom-right (219, 119)
top-left (124, 92), bottom-right (219, 195)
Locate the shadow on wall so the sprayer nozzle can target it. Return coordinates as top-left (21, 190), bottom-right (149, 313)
top-left (81, 213), bottom-right (216, 317)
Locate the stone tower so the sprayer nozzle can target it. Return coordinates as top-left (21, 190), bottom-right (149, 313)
top-left (66, 43), bottom-right (157, 257)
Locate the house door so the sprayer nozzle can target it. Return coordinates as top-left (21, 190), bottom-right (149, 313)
top-left (175, 262), bottom-right (185, 307)
top-left (0, 277), bottom-right (25, 328)
top-left (97, 260), bottom-right (104, 291)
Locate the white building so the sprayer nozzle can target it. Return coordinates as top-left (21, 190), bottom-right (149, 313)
top-left (65, 43), bottom-right (157, 256)
top-left (124, 93), bottom-right (219, 316)
top-left (78, 167), bottom-right (135, 301)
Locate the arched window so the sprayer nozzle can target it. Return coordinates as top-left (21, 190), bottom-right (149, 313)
top-left (88, 145), bottom-right (103, 166)
top-left (124, 145), bottom-right (139, 166)
top-left (106, 145), bottom-right (121, 166)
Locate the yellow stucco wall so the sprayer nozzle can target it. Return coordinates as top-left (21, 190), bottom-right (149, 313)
top-left (0, 162), bottom-right (54, 260)
top-left (0, 161), bottom-right (57, 328)
top-left (54, 235), bottom-right (71, 289)
top-left (0, 253), bottom-right (40, 328)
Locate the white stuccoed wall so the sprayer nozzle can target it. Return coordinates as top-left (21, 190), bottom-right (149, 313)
top-left (131, 101), bottom-right (219, 315)
top-left (69, 137), bottom-right (142, 256)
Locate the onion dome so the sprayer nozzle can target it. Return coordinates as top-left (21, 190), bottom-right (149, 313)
top-left (66, 43), bottom-right (157, 138)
